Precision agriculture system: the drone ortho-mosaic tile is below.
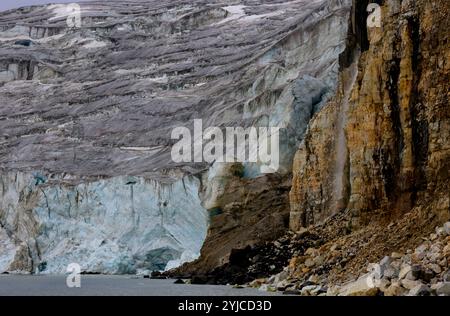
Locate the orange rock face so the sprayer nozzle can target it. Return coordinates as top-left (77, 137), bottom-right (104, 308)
top-left (290, 0), bottom-right (450, 231)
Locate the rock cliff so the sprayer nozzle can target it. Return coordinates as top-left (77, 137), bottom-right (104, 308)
top-left (290, 0), bottom-right (449, 231)
top-left (0, 0), bottom-right (448, 295)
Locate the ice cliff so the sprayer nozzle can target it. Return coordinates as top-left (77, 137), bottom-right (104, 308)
top-left (0, 172), bottom-right (207, 273)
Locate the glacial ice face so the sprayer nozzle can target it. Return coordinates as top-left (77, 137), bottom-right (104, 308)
top-left (0, 228), bottom-right (16, 272)
top-left (0, 172), bottom-right (208, 274)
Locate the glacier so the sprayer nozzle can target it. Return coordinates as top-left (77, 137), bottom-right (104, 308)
top-left (0, 0), bottom-right (351, 273)
top-left (0, 172), bottom-right (208, 274)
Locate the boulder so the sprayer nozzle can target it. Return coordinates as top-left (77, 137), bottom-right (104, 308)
top-left (383, 266), bottom-right (399, 279)
top-left (399, 264), bottom-right (412, 280)
top-left (384, 283), bottom-right (407, 296)
top-left (408, 284), bottom-right (431, 296)
top-left (378, 278), bottom-right (391, 292)
top-left (428, 263), bottom-right (442, 274)
top-left (443, 222), bottom-right (450, 236)
top-left (443, 244), bottom-right (450, 256)
top-left (304, 258), bottom-right (315, 268)
top-left (435, 282), bottom-right (450, 296)
top-left (313, 255), bottom-right (324, 267)
top-left (249, 278), bottom-right (267, 288)
top-left (339, 274), bottom-right (380, 296)
top-left (410, 265), bottom-right (423, 280)
top-left (259, 284), bottom-right (276, 292)
top-left (301, 285), bottom-right (318, 296)
top-left (391, 252), bottom-right (403, 259)
top-left (308, 274), bottom-right (320, 284)
top-left (442, 271), bottom-right (450, 282)
top-left (414, 245), bottom-right (428, 260)
top-left (276, 280), bottom-right (289, 291)
top-left (272, 270), bottom-right (289, 285)
top-left (379, 256), bottom-right (392, 271)
top-left (310, 285), bottom-right (324, 296)
top-left (401, 279), bottom-right (423, 290)
top-left (289, 257), bottom-right (300, 271)
top-left (436, 227), bottom-right (445, 237)
top-left (421, 269), bottom-right (435, 283)
top-left (150, 271), bottom-right (167, 279)
top-left (430, 233), bottom-right (438, 241)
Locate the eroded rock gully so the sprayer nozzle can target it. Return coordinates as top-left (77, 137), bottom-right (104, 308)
top-left (0, 0), bottom-right (448, 296)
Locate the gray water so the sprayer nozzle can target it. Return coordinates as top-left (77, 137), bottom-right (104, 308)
top-left (0, 275), bottom-right (281, 296)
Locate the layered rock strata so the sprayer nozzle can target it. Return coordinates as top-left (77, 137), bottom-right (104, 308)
top-left (290, 0), bottom-right (449, 230)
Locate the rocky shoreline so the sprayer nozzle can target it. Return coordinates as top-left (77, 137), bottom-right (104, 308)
top-left (266, 222), bottom-right (450, 296)
top-left (166, 221), bottom-right (450, 296)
